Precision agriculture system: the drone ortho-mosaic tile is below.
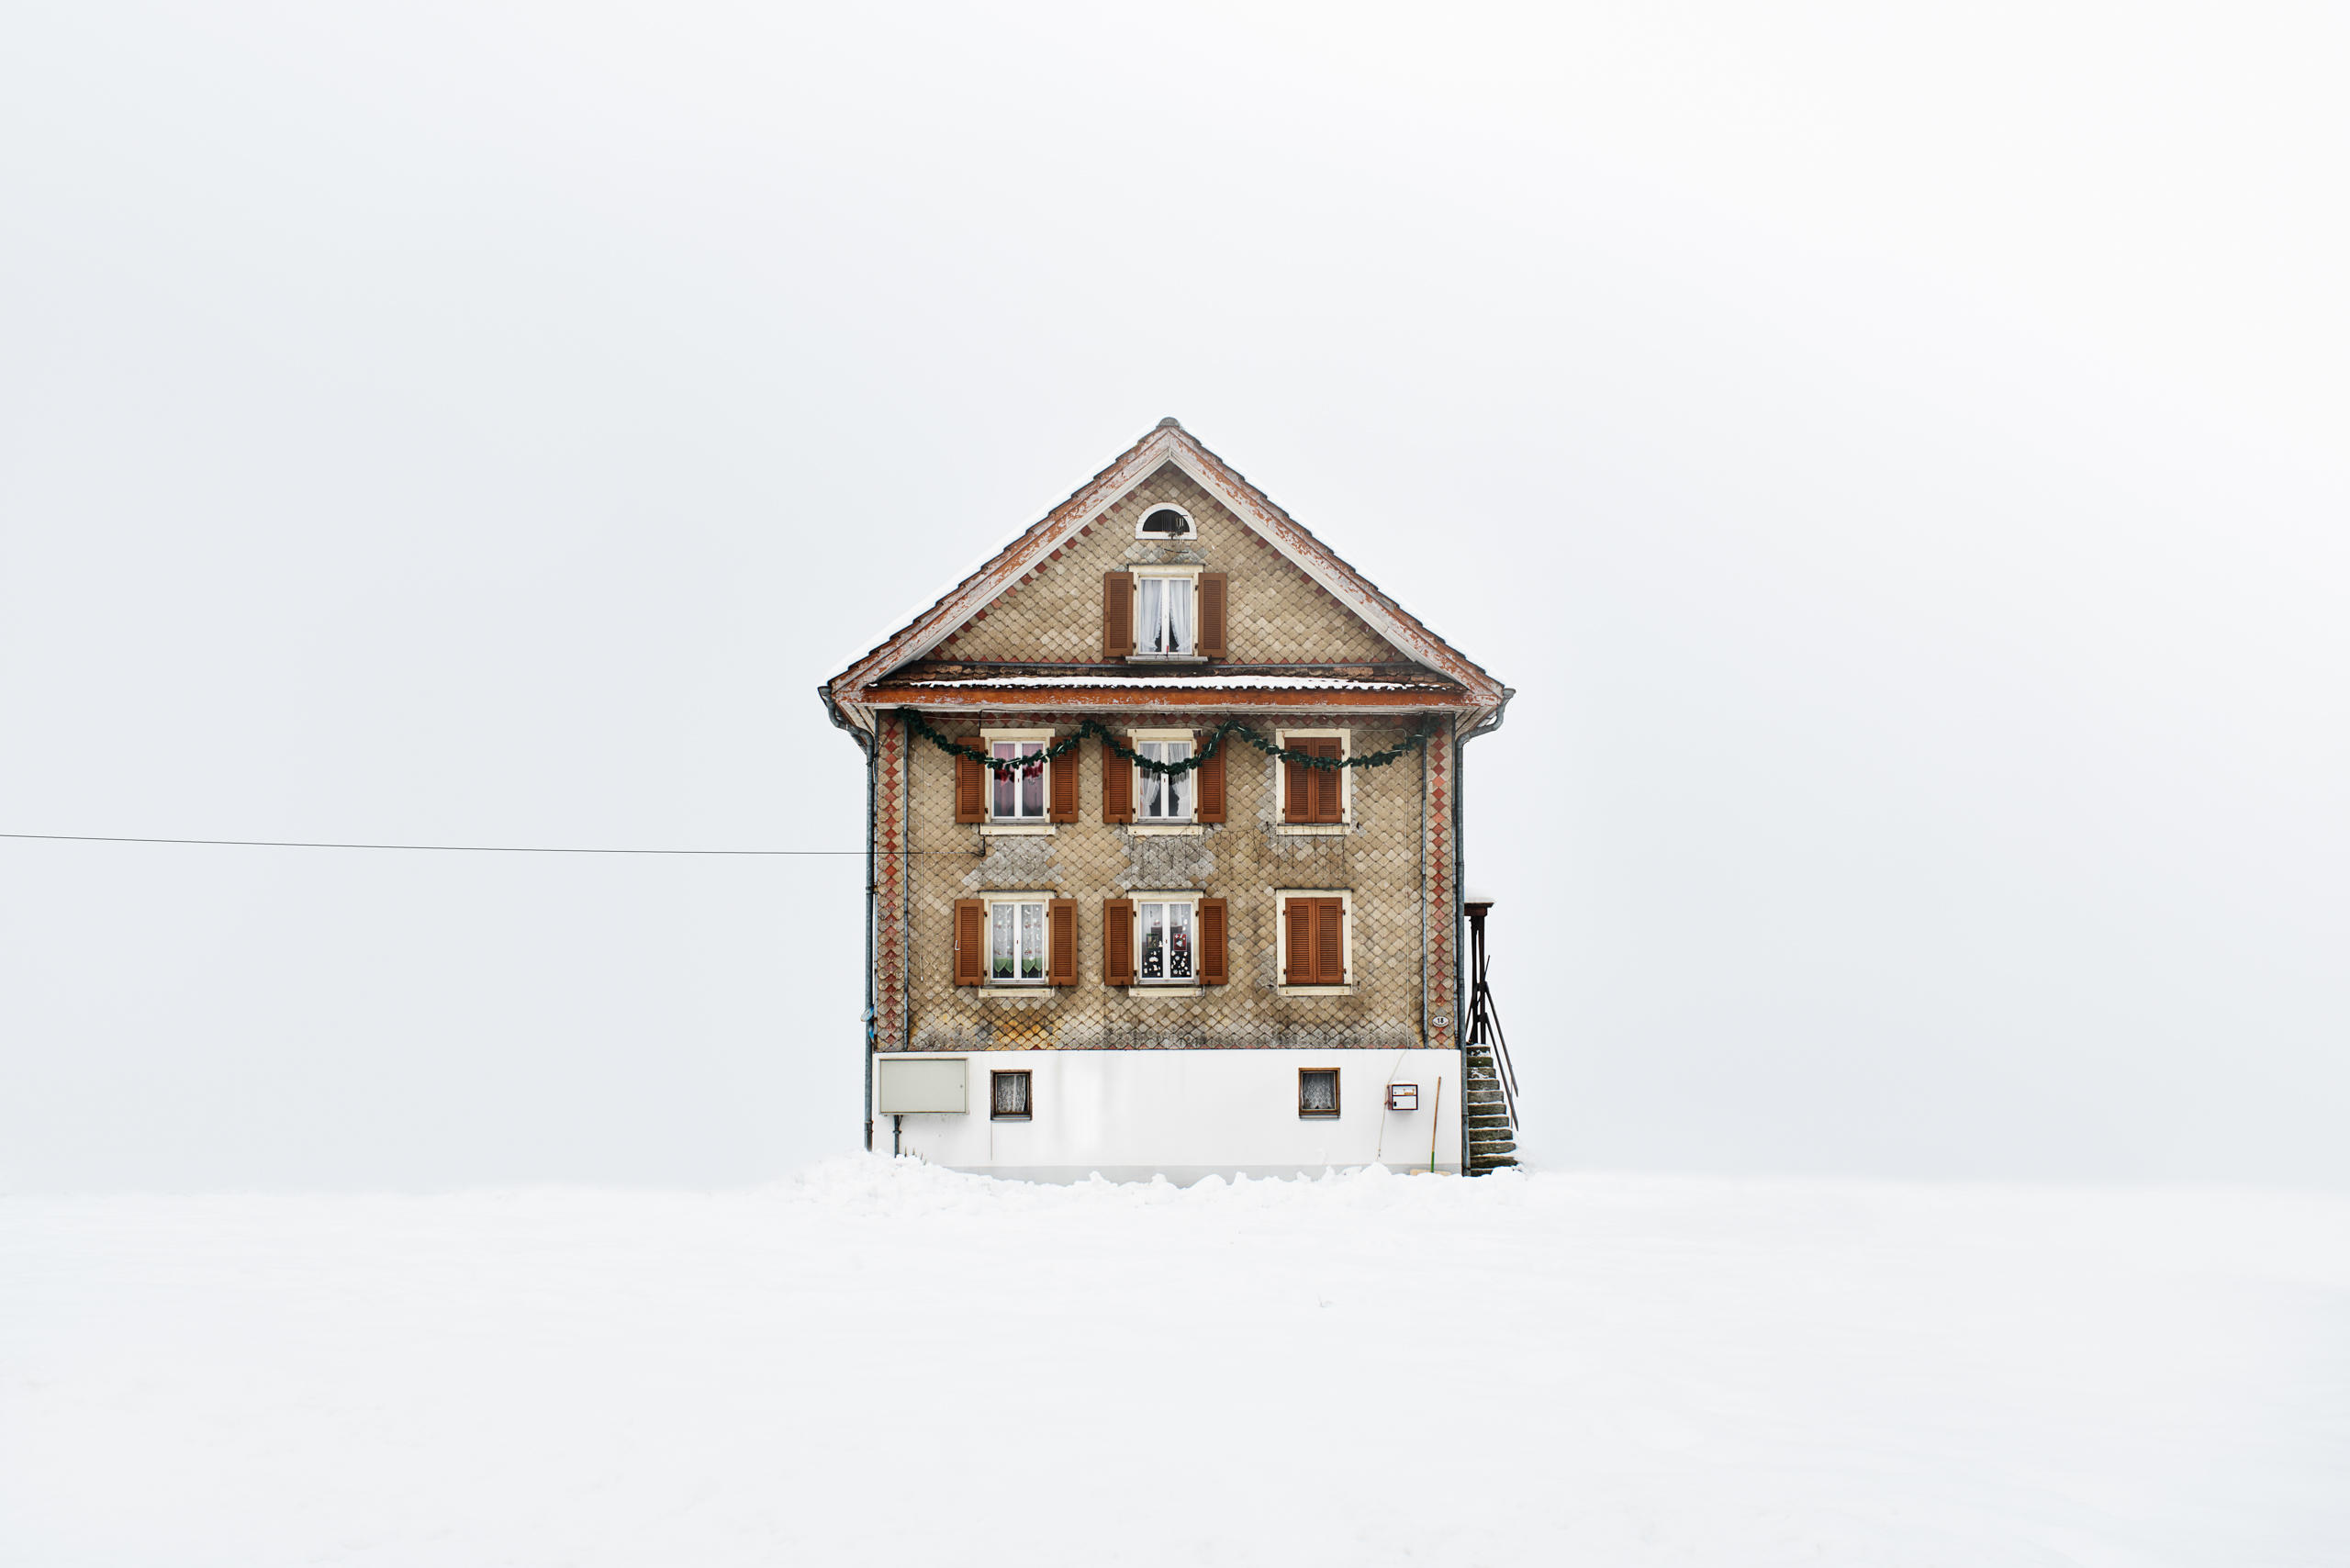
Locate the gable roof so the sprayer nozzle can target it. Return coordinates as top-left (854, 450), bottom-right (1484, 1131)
top-left (822, 419), bottom-right (1510, 731)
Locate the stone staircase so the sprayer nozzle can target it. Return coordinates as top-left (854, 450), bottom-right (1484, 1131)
top-left (1463, 1039), bottom-right (1518, 1172)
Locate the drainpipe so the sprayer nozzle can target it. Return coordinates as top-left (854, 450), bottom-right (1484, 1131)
top-left (862, 724), bottom-right (878, 1152)
top-left (822, 682), bottom-right (880, 1154)
top-left (1453, 726), bottom-right (1467, 1170)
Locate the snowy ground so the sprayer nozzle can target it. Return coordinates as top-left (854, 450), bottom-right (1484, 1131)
top-left (4, 1162), bottom-right (2345, 1567)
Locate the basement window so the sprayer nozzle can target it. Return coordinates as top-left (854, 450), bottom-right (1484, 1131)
top-left (991, 1070), bottom-right (1032, 1120)
top-left (1299, 1070), bottom-right (1340, 1118)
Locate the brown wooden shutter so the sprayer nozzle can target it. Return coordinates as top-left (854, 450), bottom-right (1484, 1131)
top-left (1046, 741), bottom-right (1078, 823)
top-left (1312, 739), bottom-right (1345, 823)
top-left (1102, 572), bottom-right (1135, 658)
top-left (953, 899), bottom-right (985, 985)
top-left (1193, 733), bottom-right (1225, 823)
top-left (1102, 737), bottom-right (1134, 823)
top-left (1281, 753), bottom-right (1310, 823)
top-left (955, 751), bottom-right (986, 823)
top-left (1048, 899), bottom-right (1078, 986)
top-left (1197, 571), bottom-right (1228, 658)
top-left (1284, 897), bottom-right (1313, 984)
top-left (1198, 897), bottom-right (1227, 985)
top-left (1102, 899), bottom-right (1135, 985)
top-left (1315, 897), bottom-right (1346, 984)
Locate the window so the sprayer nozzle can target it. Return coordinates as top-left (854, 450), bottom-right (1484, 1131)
top-left (1280, 893), bottom-right (1349, 988)
top-left (991, 1070), bottom-right (1032, 1120)
top-left (990, 740), bottom-right (1046, 821)
top-left (956, 896), bottom-right (1075, 987)
top-left (1102, 895), bottom-right (1226, 986)
top-left (1137, 505), bottom-right (1195, 538)
top-left (1136, 898), bottom-right (1196, 983)
top-left (1137, 739), bottom-right (1191, 821)
top-left (1104, 571), bottom-right (1225, 661)
top-left (1299, 1069), bottom-right (1340, 1118)
top-left (1134, 576), bottom-right (1192, 656)
top-left (1279, 733), bottom-right (1348, 825)
top-left (990, 899), bottom-right (1048, 983)
top-left (956, 733), bottom-right (1071, 827)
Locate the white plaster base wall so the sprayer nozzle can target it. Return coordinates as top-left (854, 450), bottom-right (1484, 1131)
top-left (881, 1048), bottom-right (1463, 1182)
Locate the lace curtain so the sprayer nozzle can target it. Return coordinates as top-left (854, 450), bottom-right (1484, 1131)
top-left (993, 1071), bottom-right (1030, 1116)
top-left (1136, 577), bottom-right (1192, 655)
top-left (1138, 741), bottom-right (1191, 819)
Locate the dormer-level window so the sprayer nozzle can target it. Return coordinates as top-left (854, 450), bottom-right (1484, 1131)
top-left (1135, 574), bottom-right (1192, 655)
top-left (1103, 570), bottom-right (1226, 660)
top-left (1136, 505), bottom-right (1195, 539)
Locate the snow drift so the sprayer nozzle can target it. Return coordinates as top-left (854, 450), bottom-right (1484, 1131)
top-left (4, 1160), bottom-right (2344, 1565)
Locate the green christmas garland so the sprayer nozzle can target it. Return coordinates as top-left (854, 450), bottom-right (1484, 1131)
top-left (900, 707), bottom-right (1437, 778)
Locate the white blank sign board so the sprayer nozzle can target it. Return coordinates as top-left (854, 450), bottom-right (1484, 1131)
top-left (877, 1057), bottom-right (968, 1114)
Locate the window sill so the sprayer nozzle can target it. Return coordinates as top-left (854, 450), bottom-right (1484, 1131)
top-left (1277, 984), bottom-right (1356, 997)
top-left (979, 823), bottom-right (1056, 836)
top-left (1123, 654), bottom-right (1207, 665)
top-left (990, 1114), bottom-right (1033, 1123)
top-left (980, 986), bottom-right (1058, 1001)
top-left (1275, 824), bottom-right (1350, 836)
top-left (1130, 823), bottom-right (1203, 836)
top-left (1125, 985), bottom-right (1202, 999)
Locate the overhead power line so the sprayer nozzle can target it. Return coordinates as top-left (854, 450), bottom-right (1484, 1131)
top-left (0, 832), bottom-right (949, 857)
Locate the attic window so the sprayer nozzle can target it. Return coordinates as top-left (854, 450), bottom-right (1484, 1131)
top-left (1137, 506), bottom-right (1195, 539)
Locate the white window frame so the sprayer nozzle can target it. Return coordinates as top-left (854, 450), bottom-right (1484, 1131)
top-left (980, 726), bottom-right (1055, 831)
top-left (1130, 889), bottom-right (1203, 989)
top-left (1274, 888), bottom-right (1355, 995)
top-left (1274, 727), bottom-right (1352, 835)
top-left (1133, 502), bottom-right (1197, 540)
top-left (1130, 727), bottom-right (1195, 826)
top-left (1128, 566), bottom-right (1203, 662)
top-left (982, 890), bottom-right (1054, 988)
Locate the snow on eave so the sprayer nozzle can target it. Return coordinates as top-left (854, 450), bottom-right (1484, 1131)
top-left (897, 674), bottom-right (1432, 690)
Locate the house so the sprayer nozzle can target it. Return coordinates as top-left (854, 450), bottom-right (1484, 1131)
top-left (820, 419), bottom-right (1516, 1180)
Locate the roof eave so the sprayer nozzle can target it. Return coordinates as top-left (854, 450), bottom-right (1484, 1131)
top-left (853, 682), bottom-right (1479, 718)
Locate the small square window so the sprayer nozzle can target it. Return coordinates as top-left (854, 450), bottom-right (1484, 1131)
top-left (991, 1070), bottom-right (1032, 1120)
top-left (1299, 1069), bottom-right (1339, 1118)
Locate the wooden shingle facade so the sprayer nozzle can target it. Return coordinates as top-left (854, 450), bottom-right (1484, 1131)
top-left (822, 420), bottom-right (1514, 1179)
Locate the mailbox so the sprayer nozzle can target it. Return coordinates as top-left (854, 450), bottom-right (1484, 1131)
top-left (1386, 1082), bottom-right (1419, 1112)
top-left (877, 1057), bottom-right (968, 1114)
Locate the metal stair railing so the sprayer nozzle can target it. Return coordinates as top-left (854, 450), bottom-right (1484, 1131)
top-left (1461, 901), bottom-right (1517, 1150)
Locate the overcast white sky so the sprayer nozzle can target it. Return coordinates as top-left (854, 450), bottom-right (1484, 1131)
top-left (3, 1), bottom-right (2344, 1190)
